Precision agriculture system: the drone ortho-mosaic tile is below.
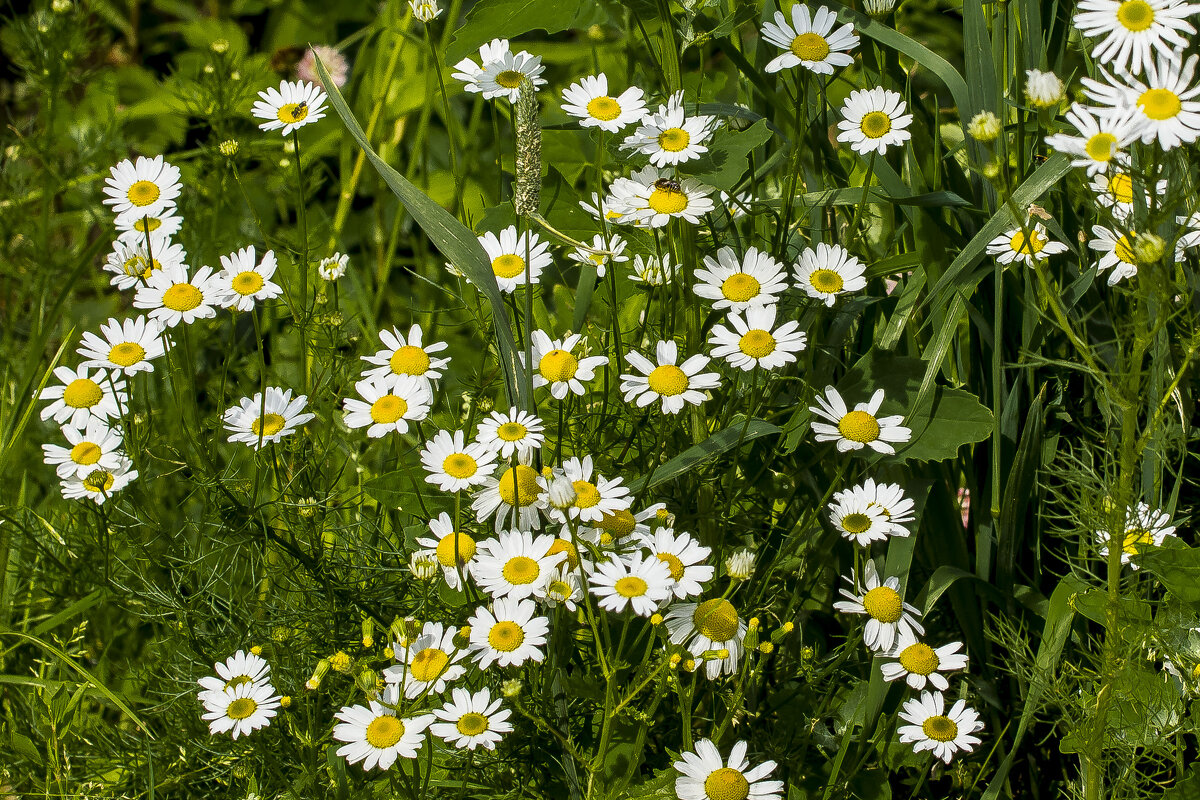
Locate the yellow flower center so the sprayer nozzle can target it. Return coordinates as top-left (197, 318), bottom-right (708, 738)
top-left (163, 283), bottom-right (202, 312)
top-left (705, 767), bottom-right (751, 800)
top-left (1117, 0), bottom-right (1155, 31)
top-left (63, 378), bottom-right (103, 408)
top-left (1139, 88), bottom-right (1182, 121)
top-left (790, 32), bottom-right (831, 61)
top-left (122, 255), bottom-right (158, 279)
top-left (693, 598), bottom-right (739, 642)
top-left (232, 271), bottom-right (264, 296)
top-left (546, 538), bottom-right (579, 569)
top-left (615, 576), bottom-right (649, 598)
top-left (225, 697), bottom-right (258, 720)
top-left (108, 342), bottom-right (146, 368)
top-left (252, 412), bottom-right (286, 437)
top-left (390, 345), bottom-right (431, 376)
top-left (808, 268), bottom-right (844, 293)
top-left (539, 349), bottom-right (579, 382)
top-left (496, 422), bottom-right (527, 442)
top-left (409, 647), bottom-right (450, 682)
top-left (657, 127), bottom-right (691, 152)
top-left (921, 714), bottom-right (958, 742)
top-left (860, 111), bottom-right (892, 139)
top-left (370, 394), bottom-right (409, 424)
top-left (1009, 230), bottom-right (1046, 255)
top-left (721, 273), bottom-right (761, 302)
top-left (442, 453), bottom-right (478, 479)
top-left (596, 509), bottom-right (636, 537)
top-left (436, 531), bottom-right (476, 567)
top-left (1115, 233), bottom-right (1137, 264)
top-left (656, 552), bottom-right (685, 580)
top-left (456, 712), bottom-right (489, 736)
top-left (738, 330), bottom-right (776, 359)
top-left (497, 465), bottom-right (541, 507)
top-left (132, 216), bottom-right (162, 233)
top-left (840, 512), bottom-right (874, 534)
top-left (83, 469), bottom-right (115, 492)
top-left (837, 410), bottom-right (881, 443)
top-left (862, 586), bottom-right (903, 623)
top-left (646, 364), bottom-right (689, 397)
top-left (127, 180), bottom-right (161, 207)
top-left (492, 253), bottom-right (527, 279)
top-left (586, 96), bottom-right (622, 121)
top-left (647, 187), bottom-right (689, 215)
top-left (276, 103), bottom-right (309, 124)
top-left (495, 70), bottom-right (524, 89)
top-left (502, 555), bottom-right (540, 585)
top-left (1107, 173), bottom-right (1135, 204)
top-left (1085, 132), bottom-right (1118, 162)
top-left (70, 441), bottom-right (102, 466)
top-left (571, 480), bottom-right (601, 509)
top-left (1122, 528), bottom-right (1155, 555)
top-left (898, 642), bottom-right (940, 675)
top-left (487, 620), bottom-right (524, 652)
top-left (365, 715), bottom-right (405, 748)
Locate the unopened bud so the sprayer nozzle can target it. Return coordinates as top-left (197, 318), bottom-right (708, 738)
top-left (967, 111), bottom-right (1002, 143)
top-left (306, 658), bottom-right (331, 690)
top-left (1133, 232), bottom-right (1165, 265)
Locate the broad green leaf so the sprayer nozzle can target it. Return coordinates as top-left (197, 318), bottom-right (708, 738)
top-left (447, 0), bottom-right (593, 62)
top-left (313, 55), bottom-right (530, 410)
top-left (677, 119), bottom-right (773, 192)
top-left (1138, 542), bottom-right (1200, 605)
top-left (625, 419), bottom-right (780, 494)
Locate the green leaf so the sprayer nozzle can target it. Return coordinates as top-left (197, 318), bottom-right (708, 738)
top-left (313, 55), bottom-right (530, 410)
top-left (677, 119), bottom-right (773, 192)
top-left (626, 419), bottom-right (780, 494)
top-left (1138, 542), bottom-right (1200, 605)
top-left (447, 0), bottom-right (593, 62)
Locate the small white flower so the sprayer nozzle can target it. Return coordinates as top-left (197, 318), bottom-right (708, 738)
top-left (548, 455), bottom-right (632, 524)
top-left (639, 528), bottom-right (714, 599)
top-left (1044, 103), bottom-right (1146, 175)
top-left (42, 418), bottom-right (123, 480)
top-left (471, 457), bottom-right (547, 533)
top-left (761, 5), bottom-right (858, 76)
top-left (986, 221), bottom-right (1069, 267)
top-left (384, 621), bottom-right (467, 698)
top-left (1024, 69), bottom-right (1065, 108)
top-left (707, 305), bottom-right (807, 372)
top-left (833, 559), bottom-right (924, 652)
top-left (222, 387), bottom-right (315, 449)
top-left (793, 243), bottom-right (867, 306)
top-left (478, 226), bottom-right (552, 293)
top-left (318, 252), bottom-right (349, 280)
top-left (630, 253), bottom-right (677, 285)
top-left (588, 552), bottom-right (673, 616)
top-left (342, 375), bottom-right (431, 437)
top-left (1087, 224), bottom-right (1140, 284)
top-left (1082, 53), bottom-right (1200, 151)
top-left (333, 686), bottom-right (433, 770)
top-left (519, 330), bottom-right (609, 399)
top-left (416, 513), bottom-right (479, 590)
top-left (473, 530), bottom-right (567, 601)
top-left (1096, 501), bottom-right (1178, 568)
top-left (39, 366), bottom-right (126, 429)
top-left (835, 477), bottom-right (915, 537)
top-left (215, 246), bottom-right (282, 311)
top-left (201, 681), bottom-right (280, 740)
top-left (77, 316), bottom-right (168, 376)
top-left (102, 156), bottom-right (181, 219)
top-left (419, 430), bottom-right (497, 493)
top-left (452, 39), bottom-right (513, 95)
top-left (897, 691), bottom-right (984, 764)
top-left (566, 233), bottom-right (629, 278)
top-left (431, 687), bottom-right (513, 750)
top-left (827, 493), bottom-right (890, 546)
top-left (664, 599), bottom-right (747, 679)
top-left (620, 340), bottom-right (721, 415)
top-left (673, 738), bottom-right (784, 800)
top-left (197, 650), bottom-right (272, 708)
top-left (808, 385), bottom-right (912, 455)
top-left (881, 631), bottom-right (969, 691)
top-left (1073, 0), bottom-right (1200, 76)
top-left (251, 79), bottom-right (328, 136)
top-left (361, 324), bottom-right (450, 386)
top-left (694, 246), bottom-right (789, 313)
top-left (560, 74), bottom-right (647, 133)
top-left (620, 91), bottom-right (719, 167)
top-left (133, 263), bottom-right (222, 327)
top-left (724, 549), bottom-right (757, 580)
top-left (475, 48), bottom-right (546, 103)
top-left (60, 457), bottom-right (138, 504)
top-left (476, 407), bottom-right (545, 459)
top-left (103, 233), bottom-right (188, 292)
top-left (607, 167), bottom-right (715, 229)
top-left (114, 205), bottom-right (182, 243)
top-left (467, 597), bottom-right (550, 669)
top-left (836, 87), bottom-right (913, 155)
top-left (410, 0), bottom-right (441, 23)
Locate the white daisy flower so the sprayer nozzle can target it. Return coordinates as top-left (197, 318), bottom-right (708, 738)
top-left (77, 316), bottom-right (168, 376)
top-left (1096, 501), bottom-right (1178, 568)
top-left (836, 87), bottom-right (913, 155)
top-left (114, 205), bottom-right (182, 243)
top-left (39, 366), bottom-right (126, 429)
top-left (1082, 53), bottom-right (1200, 150)
top-left (1024, 69), bottom-right (1065, 108)
top-left (60, 457), bottom-right (138, 504)
top-left (474, 530), bottom-right (567, 600)
top-left (42, 418), bottom-right (123, 480)
top-left (590, 502), bottom-right (669, 548)
top-left (560, 74), bottom-right (647, 133)
top-left (580, 191), bottom-right (628, 225)
top-left (1073, 0), bottom-right (1199, 76)
top-left (467, 596), bottom-right (550, 668)
top-left (416, 513), bottom-right (479, 590)
top-left (836, 477), bottom-right (915, 537)
top-left (201, 680), bottom-right (280, 740)
top-left (361, 324), bottom-right (450, 387)
top-left (472, 456), bottom-right (547, 532)
top-left (318, 252), bottom-right (349, 281)
top-left (673, 738), bottom-right (784, 800)
top-left (133, 263), bottom-right (221, 328)
top-left (827, 492), bottom-right (891, 546)
top-left (215, 246), bottom-right (282, 311)
top-left (724, 549), bottom-right (757, 580)
top-left (897, 691), bottom-right (984, 764)
top-left (197, 650), bottom-right (272, 707)
top-left (761, 5), bottom-right (858, 76)
top-left (475, 47), bottom-right (546, 103)
top-left (410, 0), bottom-right (441, 22)
top-left (251, 79), bottom-right (328, 136)
top-left (549, 455), bottom-right (632, 524)
top-left (333, 686), bottom-right (433, 771)
top-left (343, 375), bottom-right (431, 437)
top-left (881, 631), bottom-right (969, 691)
top-left (478, 226), bottom-right (552, 293)
top-left (451, 38), bottom-right (512, 95)
top-left (620, 91), bottom-right (719, 167)
top-left (431, 687), bottom-right (513, 751)
top-left (519, 330), bottom-right (609, 399)
top-left (384, 621), bottom-right (468, 699)
top-left (985, 221), bottom-right (1069, 266)
top-left (476, 407), bottom-right (545, 459)
top-left (809, 386), bottom-right (911, 455)
top-left (694, 246), bottom-right (789, 313)
top-left (833, 559), bottom-right (924, 652)
top-left (420, 430), bottom-right (497, 493)
top-left (566, 233), bottom-right (629, 278)
top-left (103, 233), bottom-right (188, 291)
top-left (607, 167), bottom-right (715, 228)
top-left (720, 190), bottom-right (752, 220)
top-left (621, 340), bottom-right (721, 415)
top-left (102, 155), bottom-right (181, 219)
top-left (708, 305), bottom-right (807, 372)
top-left (537, 565), bottom-right (584, 610)
top-left (639, 529), bottom-right (713, 599)
top-left (665, 598), bottom-right (748, 679)
top-left (1044, 103), bottom-right (1146, 175)
top-left (1175, 211), bottom-right (1200, 260)
top-left (589, 552), bottom-right (673, 616)
top-left (630, 253), bottom-right (678, 285)
top-left (222, 386), bottom-right (315, 449)
top-left (1090, 171), bottom-right (1167, 222)
top-left (1087, 224), bottom-right (1141, 284)
top-left (793, 243), bottom-right (867, 306)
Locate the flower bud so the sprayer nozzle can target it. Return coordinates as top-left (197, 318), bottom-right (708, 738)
top-left (967, 111), bottom-right (1002, 143)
